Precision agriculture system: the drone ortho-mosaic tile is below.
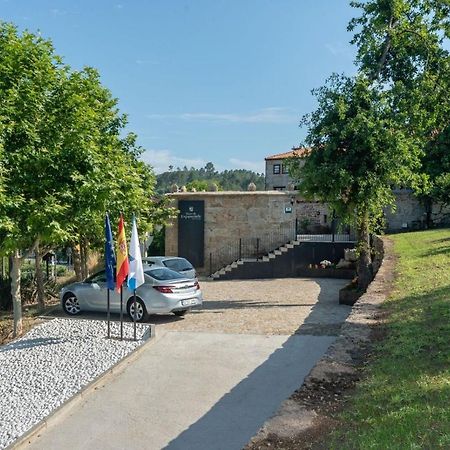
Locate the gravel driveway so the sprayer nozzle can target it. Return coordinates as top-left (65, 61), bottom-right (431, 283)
top-left (46, 278), bottom-right (350, 337)
top-left (151, 278), bottom-right (350, 336)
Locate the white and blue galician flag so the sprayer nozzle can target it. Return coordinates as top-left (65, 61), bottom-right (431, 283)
top-left (127, 214), bottom-right (145, 291)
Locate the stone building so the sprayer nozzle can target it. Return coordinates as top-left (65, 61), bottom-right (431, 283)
top-left (165, 191), bottom-right (331, 274)
top-left (264, 147), bottom-right (308, 190)
top-left (163, 148), bottom-right (449, 274)
top-left (264, 147), bottom-right (450, 231)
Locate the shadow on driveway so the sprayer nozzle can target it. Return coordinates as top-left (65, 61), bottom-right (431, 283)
top-left (164, 280), bottom-right (351, 450)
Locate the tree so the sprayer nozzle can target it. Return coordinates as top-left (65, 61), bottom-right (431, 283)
top-left (156, 163), bottom-right (265, 193)
top-left (0, 23), bottom-right (71, 335)
top-left (289, 0), bottom-right (450, 289)
top-left (349, 0), bottom-right (450, 86)
top-left (186, 180), bottom-right (222, 191)
top-left (204, 162), bottom-right (216, 178)
top-left (0, 23), bottom-right (175, 336)
top-left (291, 75), bottom-right (420, 289)
top-left (49, 67), bottom-right (175, 280)
top-left (349, 0), bottom-right (450, 222)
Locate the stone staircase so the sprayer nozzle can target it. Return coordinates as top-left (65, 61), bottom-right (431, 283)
top-left (209, 237), bottom-right (302, 280)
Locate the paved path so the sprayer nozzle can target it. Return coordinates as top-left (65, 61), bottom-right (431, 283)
top-left (22, 278), bottom-right (350, 450)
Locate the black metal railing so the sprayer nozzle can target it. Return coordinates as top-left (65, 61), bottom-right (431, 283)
top-left (209, 222), bottom-right (297, 276)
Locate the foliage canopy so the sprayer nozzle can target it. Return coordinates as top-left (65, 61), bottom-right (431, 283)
top-left (156, 163), bottom-right (264, 193)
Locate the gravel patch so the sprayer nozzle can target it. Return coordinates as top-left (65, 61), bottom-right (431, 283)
top-left (44, 279), bottom-right (350, 336)
top-left (152, 278), bottom-right (350, 336)
top-left (0, 318), bottom-right (149, 449)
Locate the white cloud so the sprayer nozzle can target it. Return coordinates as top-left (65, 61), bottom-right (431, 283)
top-left (229, 158), bottom-right (265, 174)
top-left (141, 149), bottom-right (208, 174)
top-left (146, 107), bottom-right (299, 124)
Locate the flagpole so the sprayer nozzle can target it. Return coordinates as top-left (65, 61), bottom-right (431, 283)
top-left (120, 285), bottom-right (123, 340)
top-left (133, 289), bottom-right (137, 341)
top-left (107, 289), bottom-right (111, 339)
top-left (105, 212), bottom-right (116, 341)
top-left (115, 212), bottom-right (128, 341)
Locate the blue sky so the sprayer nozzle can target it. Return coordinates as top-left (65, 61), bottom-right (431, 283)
top-left (2, 0), bottom-right (357, 173)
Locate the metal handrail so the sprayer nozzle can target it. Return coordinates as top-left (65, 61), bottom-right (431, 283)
top-left (208, 221), bottom-right (355, 276)
top-left (208, 222), bottom-right (296, 275)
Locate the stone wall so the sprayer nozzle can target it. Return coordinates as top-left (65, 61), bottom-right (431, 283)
top-left (384, 189), bottom-right (425, 231)
top-left (165, 191), bottom-right (331, 273)
top-left (384, 189), bottom-right (450, 231)
top-left (431, 202), bottom-right (450, 225)
top-left (294, 201), bottom-right (330, 232)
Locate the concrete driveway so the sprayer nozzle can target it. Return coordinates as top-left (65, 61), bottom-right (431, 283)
top-left (23, 278), bottom-right (350, 450)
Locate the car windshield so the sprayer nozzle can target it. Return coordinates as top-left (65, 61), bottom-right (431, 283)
top-left (142, 260), bottom-right (155, 266)
top-left (144, 267), bottom-right (185, 281)
top-left (84, 271), bottom-right (107, 283)
top-left (163, 258), bottom-right (193, 272)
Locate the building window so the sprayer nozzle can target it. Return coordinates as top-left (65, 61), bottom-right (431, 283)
top-left (273, 164), bottom-right (280, 174)
top-left (282, 164), bottom-right (289, 174)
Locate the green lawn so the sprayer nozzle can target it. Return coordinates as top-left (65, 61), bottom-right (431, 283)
top-left (332, 229), bottom-right (450, 449)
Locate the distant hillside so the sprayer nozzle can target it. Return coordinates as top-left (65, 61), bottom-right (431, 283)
top-left (156, 162), bottom-right (265, 194)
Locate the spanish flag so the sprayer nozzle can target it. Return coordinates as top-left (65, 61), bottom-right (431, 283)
top-left (116, 214), bottom-right (129, 291)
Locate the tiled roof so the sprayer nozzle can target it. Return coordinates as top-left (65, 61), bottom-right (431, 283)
top-left (265, 147), bottom-right (310, 160)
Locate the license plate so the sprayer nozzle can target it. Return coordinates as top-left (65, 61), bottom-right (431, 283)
top-left (181, 298), bottom-right (197, 306)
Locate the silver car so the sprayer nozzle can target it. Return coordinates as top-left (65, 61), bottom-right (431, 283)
top-left (142, 256), bottom-right (196, 279)
top-left (60, 267), bottom-right (203, 322)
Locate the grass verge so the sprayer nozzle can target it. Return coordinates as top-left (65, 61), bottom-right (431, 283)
top-left (331, 229), bottom-right (450, 449)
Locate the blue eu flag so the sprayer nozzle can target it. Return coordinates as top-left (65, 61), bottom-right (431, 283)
top-left (105, 213), bottom-right (116, 290)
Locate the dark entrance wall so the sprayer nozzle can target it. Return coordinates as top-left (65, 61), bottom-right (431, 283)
top-left (217, 242), bottom-right (356, 280)
top-left (178, 200), bottom-right (205, 267)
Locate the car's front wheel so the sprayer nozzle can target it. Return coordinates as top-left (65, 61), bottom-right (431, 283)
top-left (62, 293), bottom-right (81, 315)
top-left (173, 309), bottom-right (188, 317)
top-left (127, 298), bottom-right (149, 322)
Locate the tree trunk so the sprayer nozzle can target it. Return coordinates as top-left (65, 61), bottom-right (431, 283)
top-left (372, 16), bottom-right (396, 81)
top-left (357, 210), bottom-right (373, 291)
top-left (73, 244), bottom-right (82, 281)
top-left (79, 238), bottom-right (88, 280)
top-left (81, 238), bottom-right (90, 279)
top-left (11, 250), bottom-right (23, 337)
top-left (79, 240), bottom-right (85, 279)
top-left (35, 243), bottom-right (45, 311)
